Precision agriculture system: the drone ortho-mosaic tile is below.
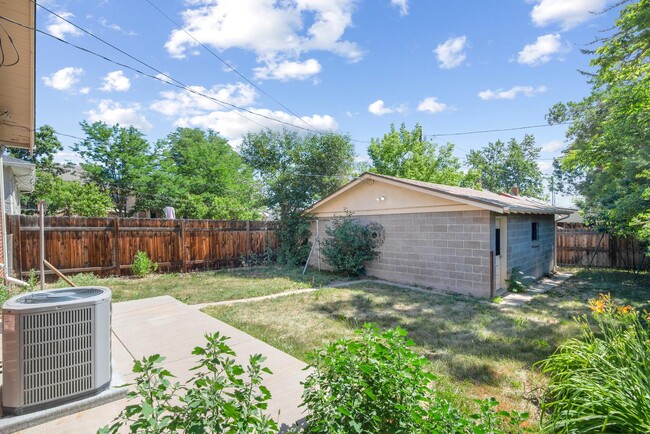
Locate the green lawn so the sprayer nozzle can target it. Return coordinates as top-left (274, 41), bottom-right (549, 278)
top-left (52, 266), bottom-right (345, 304)
top-left (202, 268), bottom-right (650, 425)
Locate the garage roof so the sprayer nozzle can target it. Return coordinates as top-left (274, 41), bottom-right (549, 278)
top-left (308, 172), bottom-right (575, 215)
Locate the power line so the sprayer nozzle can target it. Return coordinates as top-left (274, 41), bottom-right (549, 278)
top-left (139, 0), bottom-right (321, 134)
top-left (25, 5), bottom-right (268, 131)
top-left (426, 122), bottom-right (570, 138)
top-left (0, 14), bottom-right (321, 133)
top-left (1, 13), bottom-right (572, 147)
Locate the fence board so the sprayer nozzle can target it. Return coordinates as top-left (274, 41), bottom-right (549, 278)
top-left (556, 226), bottom-right (648, 270)
top-left (6, 215), bottom-right (277, 279)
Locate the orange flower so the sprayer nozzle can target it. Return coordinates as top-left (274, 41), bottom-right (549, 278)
top-left (617, 305), bottom-right (632, 315)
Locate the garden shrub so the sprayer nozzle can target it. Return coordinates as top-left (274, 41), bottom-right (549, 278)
top-left (505, 267), bottom-right (530, 293)
top-left (537, 293), bottom-right (650, 433)
top-left (99, 333), bottom-right (277, 434)
top-left (320, 212), bottom-right (384, 276)
top-left (300, 324), bottom-right (529, 433)
top-left (131, 250), bottom-right (158, 278)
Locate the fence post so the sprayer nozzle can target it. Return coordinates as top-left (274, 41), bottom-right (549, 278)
top-left (113, 217), bottom-right (121, 276)
top-left (181, 219), bottom-right (187, 273)
top-left (14, 215), bottom-right (22, 278)
top-left (246, 220), bottom-right (251, 265)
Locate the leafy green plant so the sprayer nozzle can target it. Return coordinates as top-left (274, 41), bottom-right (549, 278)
top-left (131, 250), bottom-right (158, 278)
top-left (26, 268), bottom-right (39, 291)
top-left (506, 267), bottom-right (528, 293)
top-left (99, 333), bottom-right (277, 434)
top-left (537, 293), bottom-right (650, 433)
top-left (300, 324), bottom-right (529, 433)
top-left (320, 212), bottom-right (384, 276)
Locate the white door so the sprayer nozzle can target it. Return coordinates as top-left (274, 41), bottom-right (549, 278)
top-left (494, 217), bottom-right (507, 290)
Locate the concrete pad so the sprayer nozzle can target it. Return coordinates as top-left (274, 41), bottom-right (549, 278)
top-left (4, 296), bottom-right (308, 433)
top-left (498, 271), bottom-right (574, 307)
top-left (0, 370), bottom-right (126, 434)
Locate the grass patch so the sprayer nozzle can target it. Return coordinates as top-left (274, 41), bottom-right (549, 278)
top-left (52, 266), bottom-right (345, 304)
top-left (203, 268), bottom-right (650, 425)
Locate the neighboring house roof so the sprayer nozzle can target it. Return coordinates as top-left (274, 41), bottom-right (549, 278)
top-left (308, 172), bottom-right (576, 216)
top-left (3, 156), bottom-right (36, 193)
top-left (61, 164), bottom-right (85, 182)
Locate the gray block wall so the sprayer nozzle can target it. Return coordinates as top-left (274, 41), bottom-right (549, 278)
top-left (310, 210), bottom-right (493, 297)
top-left (505, 213), bottom-right (556, 279)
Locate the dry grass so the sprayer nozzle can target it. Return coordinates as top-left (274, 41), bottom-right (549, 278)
top-left (203, 268), bottom-right (650, 423)
top-left (50, 266), bottom-right (344, 304)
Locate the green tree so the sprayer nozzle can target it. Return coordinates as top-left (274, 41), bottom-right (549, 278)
top-left (466, 134), bottom-right (546, 198)
top-left (135, 128), bottom-right (263, 220)
top-left (73, 121), bottom-right (153, 216)
top-left (240, 128), bottom-right (355, 265)
top-left (547, 0), bottom-right (650, 243)
top-left (367, 123), bottom-right (469, 185)
top-left (33, 172), bottom-right (113, 216)
top-left (9, 124), bottom-right (65, 175)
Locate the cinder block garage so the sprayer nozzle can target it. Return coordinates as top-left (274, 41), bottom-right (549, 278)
top-left (307, 173), bottom-right (573, 297)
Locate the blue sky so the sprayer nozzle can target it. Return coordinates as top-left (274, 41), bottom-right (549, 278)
top-left (35, 0), bottom-right (619, 205)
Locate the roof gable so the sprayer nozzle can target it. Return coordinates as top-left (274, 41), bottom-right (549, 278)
top-left (308, 173), bottom-right (575, 216)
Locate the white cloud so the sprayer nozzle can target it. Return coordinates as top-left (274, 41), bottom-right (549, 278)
top-left (417, 97), bottom-right (447, 113)
top-left (391, 0), bottom-right (409, 16)
top-left (165, 0), bottom-right (362, 80)
top-left (86, 100), bottom-right (152, 130)
top-left (101, 70), bottom-right (131, 92)
top-left (98, 17), bottom-right (121, 32)
top-left (434, 36), bottom-right (467, 69)
top-left (478, 85), bottom-right (547, 100)
top-left (518, 33), bottom-right (565, 66)
top-left (176, 109), bottom-right (338, 147)
top-left (531, 0), bottom-right (607, 30)
top-left (79, 87), bottom-right (91, 95)
top-left (253, 58), bottom-right (321, 81)
top-left (47, 12), bottom-right (83, 40)
top-left (42, 66), bottom-right (84, 91)
top-left (367, 99), bottom-right (407, 116)
top-left (150, 83), bottom-right (257, 117)
top-left (541, 140), bottom-right (564, 152)
top-left (537, 160), bottom-right (554, 173)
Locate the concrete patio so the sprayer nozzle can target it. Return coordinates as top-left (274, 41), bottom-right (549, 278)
top-left (4, 296), bottom-right (308, 433)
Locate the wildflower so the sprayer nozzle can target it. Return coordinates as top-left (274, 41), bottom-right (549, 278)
top-left (617, 305), bottom-right (633, 315)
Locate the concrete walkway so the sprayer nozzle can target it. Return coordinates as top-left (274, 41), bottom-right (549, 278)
top-left (20, 296), bottom-right (308, 434)
top-left (497, 271), bottom-right (574, 307)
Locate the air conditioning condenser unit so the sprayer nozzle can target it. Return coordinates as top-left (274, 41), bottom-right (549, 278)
top-left (2, 287), bottom-right (112, 415)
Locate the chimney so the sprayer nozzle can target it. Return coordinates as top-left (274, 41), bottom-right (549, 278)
top-left (512, 184), bottom-right (519, 196)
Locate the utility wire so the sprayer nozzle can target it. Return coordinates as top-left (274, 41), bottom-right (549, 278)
top-left (1, 11), bottom-right (571, 146)
top-left (0, 14), bottom-right (322, 132)
top-left (425, 122), bottom-right (571, 138)
top-left (25, 4), bottom-right (269, 131)
top-left (140, 0), bottom-right (321, 134)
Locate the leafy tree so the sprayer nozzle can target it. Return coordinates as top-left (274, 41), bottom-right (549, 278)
top-left (9, 124), bottom-right (65, 175)
top-left (240, 129), bottom-right (355, 265)
top-left (32, 172), bottom-right (113, 217)
top-left (547, 0), bottom-right (650, 243)
top-left (367, 123), bottom-right (470, 186)
top-left (135, 128), bottom-right (263, 220)
top-left (466, 134), bottom-right (546, 198)
top-left (73, 121), bottom-right (153, 216)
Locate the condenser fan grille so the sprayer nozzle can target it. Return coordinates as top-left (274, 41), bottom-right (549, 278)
top-left (21, 307), bottom-right (94, 405)
top-left (16, 288), bottom-right (105, 304)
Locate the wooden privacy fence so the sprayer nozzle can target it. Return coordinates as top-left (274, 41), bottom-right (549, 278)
top-left (6, 215), bottom-right (278, 279)
top-left (556, 227), bottom-right (649, 270)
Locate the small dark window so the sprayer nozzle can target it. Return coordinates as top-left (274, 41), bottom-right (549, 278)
top-left (495, 228), bottom-right (501, 256)
top-left (532, 222), bottom-right (539, 242)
